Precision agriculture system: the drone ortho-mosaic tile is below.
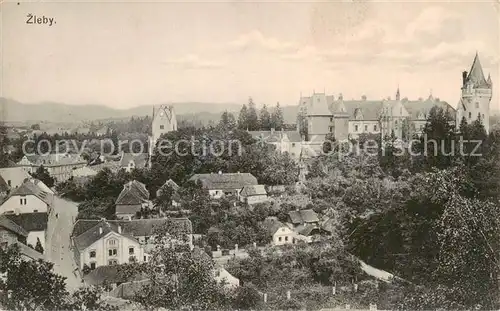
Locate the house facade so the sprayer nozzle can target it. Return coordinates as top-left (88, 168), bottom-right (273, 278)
top-left (6, 212), bottom-right (49, 249)
top-left (248, 129), bottom-right (303, 161)
top-left (119, 152), bottom-right (149, 172)
top-left (298, 53), bottom-right (492, 144)
top-left (17, 154), bottom-right (86, 182)
top-left (71, 218), bottom-right (193, 271)
top-left (239, 185), bottom-right (268, 205)
top-left (263, 218), bottom-right (296, 246)
top-left (189, 172), bottom-right (258, 199)
top-left (0, 180), bottom-right (53, 215)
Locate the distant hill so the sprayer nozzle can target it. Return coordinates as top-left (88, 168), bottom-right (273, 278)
top-left (0, 98), bottom-right (298, 126)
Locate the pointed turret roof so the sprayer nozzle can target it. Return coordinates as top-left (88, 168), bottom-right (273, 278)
top-left (467, 52), bottom-right (488, 87)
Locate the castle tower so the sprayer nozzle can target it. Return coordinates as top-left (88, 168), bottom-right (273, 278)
top-left (458, 52), bottom-right (492, 133)
top-left (148, 105), bottom-right (178, 165)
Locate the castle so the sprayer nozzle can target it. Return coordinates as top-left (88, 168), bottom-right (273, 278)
top-left (148, 105), bottom-right (178, 166)
top-left (299, 53), bottom-right (493, 142)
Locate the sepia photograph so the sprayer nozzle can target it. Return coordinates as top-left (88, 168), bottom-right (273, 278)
top-left (0, 0), bottom-right (499, 310)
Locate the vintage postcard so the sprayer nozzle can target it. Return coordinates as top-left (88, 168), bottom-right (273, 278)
top-left (0, 1), bottom-right (499, 310)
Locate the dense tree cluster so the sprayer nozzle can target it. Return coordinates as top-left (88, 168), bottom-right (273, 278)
top-left (237, 98), bottom-right (285, 131)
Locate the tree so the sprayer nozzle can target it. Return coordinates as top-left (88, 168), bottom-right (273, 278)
top-left (259, 104), bottom-right (272, 130)
top-left (35, 238), bottom-right (44, 254)
top-left (238, 104), bottom-right (249, 130)
top-left (31, 165), bottom-right (55, 188)
top-left (271, 102), bottom-right (285, 130)
top-left (247, 97), bottom-right (259, 131)
top-left (218, 111), bottom-right (237, 132)
top-left (234, 282), bottom-right (262, 310)
top-left (31, 124), bottom-right (40, 130)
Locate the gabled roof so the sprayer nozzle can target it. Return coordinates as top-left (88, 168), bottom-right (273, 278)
top-left (115, 181), bottom-right (149, 206)
top-left (119, 153), bottom-right (148, 169)
top-left (6, 213), bottom-right (48, 232)
top-left (163, 179), bottom-right (179, 191)
top-left (466, 52), bottom-right (489, 88)
top-left (288, 209), bottom-right (319, 225)
top-left (262, 218), bottom-right (288, 236)
top-left (295, 224), bottom-right (321, 236)
top-left (71, 218), bottom-right (192, 240)
top-left (22, 154), bottom-right (86, 166)
top-left (7, 180), bottom-right (52, 205)
top-left (240, 185), bottom-right (267, 197)
top-left (0, 215), bottom-right (28, 237)
top-left (15, 242), bottom-right (44, 260)
top-left (189, 173), bottom-right (258, 190)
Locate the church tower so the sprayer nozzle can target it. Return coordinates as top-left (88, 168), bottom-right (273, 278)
top-left (148, 105), bottom-right (178, 166)
top-left (458, 52), bottom-right (493, 133)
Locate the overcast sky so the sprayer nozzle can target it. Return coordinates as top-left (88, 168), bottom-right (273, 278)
top-left (2, 0), bottom-right (499, 110)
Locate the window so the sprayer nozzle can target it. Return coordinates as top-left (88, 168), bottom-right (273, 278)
top-left (90, 250), bottom-right (96, 258)
top-left (90, 262), bottom-right (96, 269)
top-left (469, 112), bottom-right (472, 119)
top-left (395, 120), bottom-right (398, 125)
top-left (482, 114), bottom-right (485, 119)
top-left (285, 236), bottom-right (288, 242)
top-left (364, 125), bottom-right (368, 131)
top-left (33, 209), bottom-right (38, 213)
top-left (160, 125), bottom-right (164, 129)
top-left (108, 239), bottom-right (116, 246)
top-left (475, 102), bottom-right (479, 108)
top-left (354, 125), bottom-right (358, 132)
top-left (144, 256), bottom-right (147, 262)
top-left (145, 236), bottom-right (149, 243)
top-left (129, 247), bottom-right (134, 255)
top-left (330, 117), bottom-right (333, 122)
top-left (278, 237), bottom-right (282, 242)
top-left (19, 199), bottom-right (23, 205)
top-left (108, 249), bottom-right (117, 256)
top-left (108, 260), bottom-right (118, 265)
top-left (374, 125), bottom-right (377, 131)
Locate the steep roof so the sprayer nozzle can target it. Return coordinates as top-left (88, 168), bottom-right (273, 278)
top-left (23, 154), bottom-right (86, 166)
top-left (0, 215), bottom-right (28, 237)
top-left (240, 185), bottom-right (267, 197)
top-left (341, 101), bottom-right (384, 121)
top-left (7, 180), bottom-right (52, 205)
top-left (189, 173), bottom-right (258, 190)
top-left (71, 218), bottom-right (193, 241)
top-left (262, 219), bottom-right (287, 236)
top-left (6, 213), bottom-right (48, 232)
top-left (466, 52), bottom-right (489, 88)
top-left (288, 209), bottom-right (319, 225)
top-left (115, 181), bottom-right (149, 206)
top-left (119, 153), bottom-right (148, 169)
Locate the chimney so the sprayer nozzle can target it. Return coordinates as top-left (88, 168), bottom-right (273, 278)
top-left (118, 225), bottom-right (122, 234)
top-left (99, 226), bottom-right (103, 235)
top-left (462, 71), bottom-right (468, 86)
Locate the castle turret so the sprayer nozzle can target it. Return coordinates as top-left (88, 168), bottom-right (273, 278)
top-left (459, 52), bottom-right (492, 133)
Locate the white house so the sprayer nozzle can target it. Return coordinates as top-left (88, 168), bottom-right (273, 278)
top-left (189, 172), bottom-right (258, 199)
top-left (0, 180), bottom-right (53, 215)
top-left (115, 180), bottom-right (151, 220)
top-left (263, 218), bottom-right (296, 246)
top-left (239, 185), bottom-right (268, 205)
top-left (71, 218), bottom-right (193, 271)
top-left (17, 154), bottom-right (87, 182)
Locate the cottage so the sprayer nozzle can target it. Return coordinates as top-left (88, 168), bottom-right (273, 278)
top-left (119, 152), bottom-right (148, 173)
top-left (71, 218), bottom-right (193, 271)
top-left (239, 185), bottom-right (268, 205)
top-left (287, 209), bottom-right (322, 243)
top-left (115, 180), bottom-right (151, 220)
top-left (262, 217), bottom-right (295, 246)
top-left (0, 179), bottom-right (53, 215)
top-left (189, 172), bottom-right (258, 199)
